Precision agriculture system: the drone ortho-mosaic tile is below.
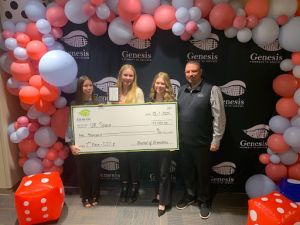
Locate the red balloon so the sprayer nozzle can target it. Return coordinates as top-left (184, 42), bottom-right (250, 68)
top-left (259, 153), bottom-right (270, 164)
top-left (276, 97), bottom-right (298, 118)
top-left (19, 86), bottom-right (40, 104)
top-left (26, 40), bottom-right (48, 61)
top-left (246, 15), bottom-right (259, 28)
top-left (44, 104), bottom-right (57, 116)
top-left (154, 5), bottom-right (176, 30)
top-left (53, 142), bottom-right (63, 150)
top-left (46, 149), bottom-right (58, 161)
top-left (83, 2), bottom-right (96, 16)
top-left (90, 0), bottom-right (104, 6)
top-left (265, 163), bottom-right (287, 182)
top-left (291, 52), bottom-right (300, 65)
top-left (118, 0), bottom-right (141, 21)
top-left (25, 23), bottom-right (42, 41)
top-left (51, 107), bottom-right (70, 138)
top-left (273, 74), bottom-right (298, 97)
top-left (10, 60), bottom-right (34, 82)
top-left (194, 0), bottom-right (214, 18)
top-left (18, 139), bottom-right (38, 154)
top-left (58, 149), bottom-right (69, 160)
top-left (296, 0), bottom-right (300, 16)
top-left (51, 27), bottom-right (63, 39)
top-left (233, 16), bottom-right (247, 29)
top-left (42, 158), bottom-right (54, 169)
top-left (276, 15), bottom-right (289, 26)
top-left (267, 134), bottom-right (289, 153)
top-left (46, 5), bottom-right (68, 27)
top-left (245, 0), bottom-right (269, 19)
top-left (15, 32), bottom-right (31, 48)
top-left (288, 163), bottom-right (300, 180)
top-left (209, 3), bottom-right (236, 30)
top-left (40, 82), bottom-right (60, 102)
top-left (88, 16), bottom-right (107, 36)
top-left (29, 75), bottom-right (43, 89)
top-left (133, 14), bottom-right (156, 40)
top-left (107, 11), bottom-right (116, 23)
top-left (34, 99), bottom-right (53, 113)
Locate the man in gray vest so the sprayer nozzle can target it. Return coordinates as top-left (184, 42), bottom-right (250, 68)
top-left (176, 60), bottom-right (226, 219)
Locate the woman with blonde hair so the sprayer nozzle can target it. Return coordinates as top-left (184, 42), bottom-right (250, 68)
top-left (148, 72), bottom-right (175, 216)
top-left (116, 64), bottom-right (144, 203)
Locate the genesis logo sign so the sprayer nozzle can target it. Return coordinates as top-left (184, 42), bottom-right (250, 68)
top-left (171, 79), bottom-right (180, 99)
top-left (240, 124), bottom-right (269, 149)
top-left (122, 38), bottom-right (152, 62)
top-left (220, 80), bottom-right (246, 108)
top-left (61, 30), bottom-right (90, 60)
top-left (250, 40), bottom-right (283, 64)
top-left (100, 157), bottom-right (120, 181)
top-left (211, 162), bottom-right (235, 184)
top-left (258, 40), bottom-right (282, 52)
top-left (187, 33), bottom-right (219, 63)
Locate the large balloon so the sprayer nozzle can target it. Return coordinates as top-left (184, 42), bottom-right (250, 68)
top-left (268, 0), bottom-right (297, 19)
top-left (140, 0), bottom-right (160, 15)
top-left (24, 0), bottom-right (47, 21)
top-left (276, 97), bottom-right (298, 118)
top-left (19, 86), bottom-right (40, 104)
top-left (34, 126), bottom-right (58, 148)
top-left (269, 115), bottom-right (291, 134)
top-left (23, 158), bottom-right (43, 175)
top-left (209, 3), bottom-right (236, 30)
top-left (154, 5), bottom-right (176, 30)
top-left (118, 0), bottom-right (141, 21)
top-left (88, 16), bottom-right (108, 36)
top-left (10, 60), bottom-right (34, 82)
top-left (245, 0), bottom-right (269, 19)
top-left (64, 0), bottom-right (89, 24)
top-left (283, 126), bottom-right (300, 148)
top-left (252, 18), bottom-right (279, 46)
top-left (46, 5), bottom-right (68, 28)
top-left (279, 17), bottom-right (300, 52)
top-left (267, 133), bottom-right (289, 153)
top-left (279, 149), bottom-right (298, 165)
top-left (133, 14), bottom-right (156, 40)
top-left (245, 174), bottom-right (277, 198)
top-left (108, 17), bottom-right (133, 45)
top-left (272, 74), bottom-right (298, 97)
top-left (265, 163), bottom-right (288, 181)
top-left (39, 50), bottom-right (78, 87)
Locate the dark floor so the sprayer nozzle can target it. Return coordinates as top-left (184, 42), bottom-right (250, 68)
top-left (0, 187), bottom-right (248, 225)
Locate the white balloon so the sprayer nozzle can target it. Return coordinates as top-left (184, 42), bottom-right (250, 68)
top-left (15, 22), bottom-right (27, 32)
top-left (294, 89), bottom-right (300, 106)
top-left (7, 123), bottom-right (15, 136)
top-left (141, 0), bottom-right (160, 15)
top-left (224, 27), bottom-right (238, 38)
top-left (39, 50), bottom-right (78, 86)
top-left (237, 28), bottom-right (252, 43)
top-left (236, 8), bottom-right (246, 17)
top-left (36, 147), bottom-right (49, 158)
top-left (16, 127), bottom-right (29, 140)
top-left (54, 97), bottom-right (67, 108)
top-left (64, 0), bottom-right (89, 24)
top-left (42, 34), bottom-right (55, 47)
top-left (252, 18), bottom-right (279, 46)
top-left (2, 20), bottom-right (16, 32)
top-left (24, 0), bottom-right (47, 21)
top-left (172, 22), bottom-right (185, 36)
top-left (7, 78), bottom-right (20, 89)
top-left (13, 47), bottom-right (28, 61)
top-left (96, 3), bottom-right (111, 20)
top-left (279, 17), bottom-right (300, 52)
top-left (47, 41), bottom-right (65, 51)
top-left (106, 0), bottom-right (119, 15)
top-left (280, 59), bottom-right (294, 72)
top-left (10, 132), bottom-right (21, 143)
top-left (0, 53), bottom-right (12, 73)
top-left (268, 0), bottom-right (297, 19)
top-left (108, 17), bottom-right (133, 45)
top-left (172, 0), bottom-right (193, 9)
top-left (34, 126), bottom-right (57, 148)
top-left (27, 106), bottom-right (43, 119)
top-left (176, 7), bottom-right (190, 24)
top-left (192, 19), bottom-right (211, 40)
top-left (291, 115), bottom-right (300, 127)
top-left (38, 114), bottom-right (51, 125)
top-left (5, 38), bottom-right (17, 50)
top-left (36, 19), bottom-right (51, 34)
top-left (293, 65), bottom-right (300, 78)
top-left (189, 7), bottom-right (201, 22)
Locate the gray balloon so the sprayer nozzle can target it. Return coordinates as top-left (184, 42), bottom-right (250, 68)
top-left (279, 149), bottom-right (298, 165)
top-left (279, 17), bottom-right (300, 52)
top-left (269, 115), bottom-right (291, 133)
top-left (245, 174), bottom-right (277, 198)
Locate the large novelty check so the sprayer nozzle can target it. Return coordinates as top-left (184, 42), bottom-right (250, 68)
top-left (71, 102), bottom-right (178, 153)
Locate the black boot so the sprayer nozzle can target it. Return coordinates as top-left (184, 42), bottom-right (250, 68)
top-left (129, 183), bottom-right (139, 203)
top-left (120, 182), bottom-right (128, 202)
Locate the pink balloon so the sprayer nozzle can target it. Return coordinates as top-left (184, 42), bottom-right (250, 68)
top-left (233, 16), bottom-right (247, 30)
top-left (133, 14), bottom-right (156, 40)
top-left (209, 3), bottom-right (236, 30)
top-left (83, 2), bottom-right (96, 17)
top-left (88, 16), bottom-right (107, 36)
top-left (2, 30), bottom-right (14, 39)
top-left (180, 32), bottom-right (192, 41)
top-left (154, 5), bottom-right (176, 30)
top-left (267, 134), bottom-right (289, 154)
top-left (118, 0), bottom-right (141, 21)
top-left (276, 15), bottom-right (289, 26)
top-left (17, 116), bottom-right (29, 127)
top-left (194, 0), bottom-right (214, 18)
top-left (51, 27), bottom-right (63, 39)
top-left (46, 6), bottom-right (68, 28)
top-left (259, 153), bottom-right (270, 164)
top-left (265, 163), bottom-right (288, 182)
top-left (58, 149), bottom-right (69, 160)
top-left (288, 163), bottom-right (300, 180)
top-left (246, 15), bottom-right (259, 28)
top-left (185, 21), bottom-right (198, 34)
top-left (42, 158), bottom-right (54, 169)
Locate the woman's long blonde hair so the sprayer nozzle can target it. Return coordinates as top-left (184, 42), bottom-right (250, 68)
top-left (149, 72), bottom-right (175, 102)
top-left (116, 64), bottom-right (139, 103)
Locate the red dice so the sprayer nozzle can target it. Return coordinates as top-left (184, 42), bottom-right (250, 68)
top-left (15, 172), bottom-right (64, 225)
top-left (247, 192), bottom-right (300, 225)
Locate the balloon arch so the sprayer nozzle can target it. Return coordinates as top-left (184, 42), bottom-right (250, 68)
top-left (1, 0), bottom-right (300, 197)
